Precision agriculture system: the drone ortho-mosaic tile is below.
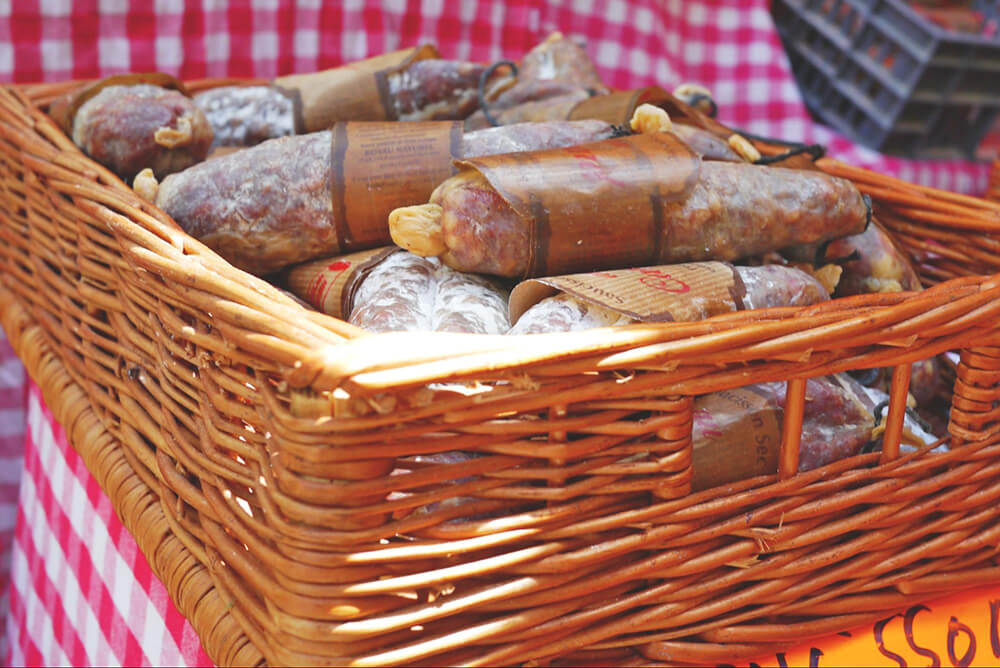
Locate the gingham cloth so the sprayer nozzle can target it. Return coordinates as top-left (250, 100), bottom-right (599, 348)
top-left (0, 2), bottom-right (994, 666)
top-left (4, 388), bottom-right (211, 667)
top-left (0, 331), bottom-right (26, 665)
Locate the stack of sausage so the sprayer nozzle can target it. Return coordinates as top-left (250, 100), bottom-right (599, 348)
top-left (54, 33), bottom-right (949, 488)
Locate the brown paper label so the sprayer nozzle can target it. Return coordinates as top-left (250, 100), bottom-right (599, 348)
top-left (456, 132), bottom-right (701, 278)
top-left (49, 72), bottom-right (187, 134)
top-left (509, 262), bottom-right (746, 324)
top-left (330, 121), bottom-right (463, 251)
top-left (566, 86), bottom-right (672, 125)
top-left (284, 247), bottom-right (399, 320)
top-left (273, 45), bottom-right (439, 132)
top-left (691, 387), bottom-right (781, 491)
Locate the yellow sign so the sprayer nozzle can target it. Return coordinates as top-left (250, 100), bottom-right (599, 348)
top-left (740, 586), bottom-right (1000, 667)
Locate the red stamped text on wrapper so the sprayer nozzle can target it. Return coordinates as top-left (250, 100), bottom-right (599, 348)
top-left (285, 247), bottom-right (400, 320)
top-left (509, 261), bottom-right (746, 324)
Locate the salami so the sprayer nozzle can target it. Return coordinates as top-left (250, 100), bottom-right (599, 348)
top-left (691, 376), bottom-right (872, 489)
top-left (389, 59), bottom-right (507, 121)
top-left (670, 123), bottom-right (742, 161)
top-left (470, 91), bottom-right (591, 127)
top-left (738, 264), bottom-right (830, 310)
top-left (464, 32), bottom-right (608, 130)
top-left (431, 266), bottom-right (511, 334)
top-left (349, 252), bottom-right (438, 332)
top-left (194, 85), bottom-right (296, 148)
top-left (787, 221), bottom-right (951, 414)
top-left (508, 263), bottom-right (829, 334)
top-left (390, 133), bottom-right (869, 279)
top-left (155, 132), bottom-right (333, 276)
top-left (150, 118), bottom-right (623, 275)
top-left (461, 119), bottom-right (617, 158)
top-left (786, 218), bottom-right (922, 296)
top-left (476, 88), bottom-right (744, 162)
top-left (509, 293), bottom-right (633, 335)
top-left (195, 58), bottom-right (507, 148)
top-left (55, 79), bottom-right (213, 181)
top-left (691, 373), bottom-right (941, 490)
top-left (287, 249), bottom-right (509, 334)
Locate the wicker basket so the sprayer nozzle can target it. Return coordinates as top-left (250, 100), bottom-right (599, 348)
top-left (3, 79), bottom-right (1000, 667)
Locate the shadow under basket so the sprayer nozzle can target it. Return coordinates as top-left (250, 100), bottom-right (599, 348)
top-left (3, 79), bottom-right (1000, 666)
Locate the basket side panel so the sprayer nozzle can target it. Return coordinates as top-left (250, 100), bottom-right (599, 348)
top-left (949, 341), bottom-right (1000, 444)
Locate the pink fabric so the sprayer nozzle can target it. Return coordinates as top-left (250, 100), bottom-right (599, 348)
top-left (5, 387), bottom-right (211, 667)
top-left (0, 1), bottom-right (994, 665)
top-left (0, 332), bottom-right (27, 664)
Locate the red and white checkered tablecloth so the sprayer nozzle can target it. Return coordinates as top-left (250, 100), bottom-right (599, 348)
top-left (0, 331), bottom-right (26, 666)
top-left (5, 387), bottom-right (211, 667)
top-left (0, 2), bottom-right (995, 666)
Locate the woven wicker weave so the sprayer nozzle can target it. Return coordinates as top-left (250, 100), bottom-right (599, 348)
top-left (3, 79), bottom-right (1000, 666)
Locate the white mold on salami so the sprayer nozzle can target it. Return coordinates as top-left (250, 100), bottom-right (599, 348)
top-left (508, 292), bottom-right (632, 335)
top-left (432, 265), bottom-right (510, 334)
top-left (350, 252), bottom-right (437, 332)
top-left (194, 85), bottom-right (295, 148)
top-left (462, 119), bottom-right (616, 156)
top-left (348, 252), bottom-right (510, 335)
top-left (155, 131), bottom-right (334, 276)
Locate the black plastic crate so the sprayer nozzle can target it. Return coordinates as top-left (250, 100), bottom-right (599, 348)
top-left (773, 0), bottom-right (1000, 159)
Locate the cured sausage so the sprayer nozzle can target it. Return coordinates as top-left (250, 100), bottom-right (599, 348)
top-left (509, 293), bottom-right (632, 334)
top-left (350, 253), bottom-right (509, 335)
top-left (691, 373), bottom-right (941, 490)
top-left (388, 59), bottom-right (507, 121)
top-left (154, 132), bottom-right (334, 276)
top-left (193, 85), bottom-right (296, 148)
top-left (150, 118), bottom-right (624, 275)
top-left (390, 133), bottom-right (870, 279)
top-left (286, 249), bottom-right (509, 334)
top-left (738, 264), bottom-right (831, 310)
top-left (477, 84), bottom-right (745, 162)
top-left (349, 251), bottom-right (438, 332)
top-left (670, 123), bottom-right (742, 161)
top-left (785, 218), bottom-right (922, 296)
top-left (464, 32), bottom-right (607, 130)
top-left (461, 119), bottom-right (618, 157)
top-left (470, 91), bottom-right (591, 127)
top-left (508, 263), bottom-right (829, 334)
top-left (195, 58), bottom-right (508, 148)
top-left (788, 220), bottom-right (950, 414)
top-left (54, 78), bottom-right (213, 181)
top-left (430, 265), bottom-right (511, 334)
top-left (691, 376), bottom-right (871, 489)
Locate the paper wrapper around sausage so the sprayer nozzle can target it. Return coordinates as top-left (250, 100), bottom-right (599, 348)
top-left (284, 247), bottom-right (400, 320)
top-left (331, 121), bottom-right (463, 252)
top-left (460, 131), bottom-right (700, 278)
top-left (272, 44), bottom-right (439, 132)
top-left (509, 262), bottom-right (747, 325)
top-left (391, 131), bottom-right (868, 279)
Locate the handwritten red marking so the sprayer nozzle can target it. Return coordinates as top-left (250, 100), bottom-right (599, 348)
top-left (694, 408), bottom-right (723, 440)
top-left (565, 146), bottom-right (627, 189)
top-left (307, 274), bottom-right (328, 306)
top-left (308, 260), bottom-right (353, 307)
